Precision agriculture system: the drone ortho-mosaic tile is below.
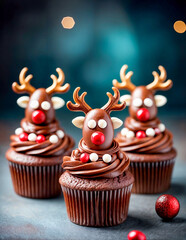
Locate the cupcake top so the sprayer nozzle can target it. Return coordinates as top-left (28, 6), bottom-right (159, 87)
top-left (113, 65), bottom-right (175, 154)
top-left (10, 67), bottom-right (74, 157)
top-left (63, 87), bottom-right (130, 178)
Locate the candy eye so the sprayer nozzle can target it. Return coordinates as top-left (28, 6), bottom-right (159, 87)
top-left (98, 119), bottom-right (107, 129)
top-left (30, 100), bottom-right (39, 109)
top-left (41, 101), bottom-right (51, 110)
top-left (133, 98), bottom-right (142, 107)
top-left (144, 98), bottom-right (153, 107)
top-left (88, 119), bottom-right (96, 129)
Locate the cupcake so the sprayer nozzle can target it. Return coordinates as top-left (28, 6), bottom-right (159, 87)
top-left (113, 65), bottom-right (177, 194)
top-left (59, 87), bottom-right (134, 227)
top-left (6, 67), bottom-right (75, 198)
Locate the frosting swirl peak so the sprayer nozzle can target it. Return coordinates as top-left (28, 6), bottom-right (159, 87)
top-left (62, 139), bottom-right (130, 178)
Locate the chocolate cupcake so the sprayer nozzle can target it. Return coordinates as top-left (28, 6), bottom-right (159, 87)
top-left (59, 87), bottom-right (134, 227)
top-left (6, 67), bottom-right (74, 198)
top-left (113, 65), bottom-right (177, 194)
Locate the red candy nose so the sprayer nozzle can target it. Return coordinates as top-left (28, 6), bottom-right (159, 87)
top-left (136, 108), bottom-right (150, 122)
top-left (91, 131), bottom-right (105, 145)
top-left (32, 110), bottom-right (46, 124)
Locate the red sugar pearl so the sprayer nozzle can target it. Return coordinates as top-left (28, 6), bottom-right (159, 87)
top-left (155, 128), bottom-right (161, 135)
top-left (136, 131), bottom-right (146, 139)
top-left (128, 230), bottom-right (146, 240)
top-left (80, 153), bottom-right (89, 163)
top-left (36, 135), bottom-right (46, 143)
top-left (155, 194), bottom-right (180, 220)
top-left (19, 132), bottom-right (28, 141)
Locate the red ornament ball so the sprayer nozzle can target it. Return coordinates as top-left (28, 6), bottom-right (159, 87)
top-left (136, 131), bottom-right (146, 139)
top-left (36, 135), bottom-right (46, 143)
top-left (91, 131), bottom-right (105, 145)
top-left (32, 110), bottom-right (46, 124)
top-left (80, 153), bottom-right (89, 163)
top-left (155, 128), bottom-right (161, 135)
top-left (155, 194), bottom-right (180, 220)
top-left (19, 132), bottom-right (28, 141)
top-left (128, 230), bottom-right (146, 240)
top-left (136, 108), bottom-right (150, 122)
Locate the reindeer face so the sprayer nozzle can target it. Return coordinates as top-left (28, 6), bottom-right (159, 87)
top-left (114, 65), bottom-right (171, 123)
top-left (13, 67), bottom-right (70, 125)
top-left (68, 87), bottom-right (125, 151)
top-left (129, 86), bottom-right (157, 121)
top-left (25, 88), bottom-right (55, 125)
top-left (82, 109), bottom-right (114, 150)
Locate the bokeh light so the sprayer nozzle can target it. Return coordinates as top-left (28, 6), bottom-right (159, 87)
top-left (173, 20), bottom-right (186, 33)
top-left (61, 16), bottom-right (75, 29)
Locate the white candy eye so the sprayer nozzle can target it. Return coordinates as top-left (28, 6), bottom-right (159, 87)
top-left (88, 119), bottom-right (96, 129)
top-left (30, 100), bottom-right (39, 109)
top-left (133, 98), bottom-right (143, 107)
top-left (144, 98), bottom-right (153, 107)
top-left (41, 101), bottom-right (51, 110)
top-left (98, 119), bottom-right (107, 129)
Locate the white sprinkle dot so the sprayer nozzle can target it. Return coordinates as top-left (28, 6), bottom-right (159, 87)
top-left (102, 154), bottom-right (112, 163)
top-left (28, 133), bottom-right (37, 141)
top-left (121, 128), bottom-right (129, 136)
top-left (126, 130), bottom-right (135, 139)
top-left (57, 130), bottom-right (65, 139)
top-left (146, 128), bottom-right (155, 137)
top-left (41, 101), bottom-right (51, 110)
top-left (30, 100), bottom-right (39, 109)
top-left (15, 128), bottom-right (23, 135)
top-left (49, 135), bottom-right (58, 144)
top-left (90, 153), bottom-right (99, 162)
top-left (158, 123), bottom-right (166, 132)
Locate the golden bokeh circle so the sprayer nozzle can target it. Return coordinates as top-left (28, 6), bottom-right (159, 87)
top-left (61, 17), bottom-right (75, 29)
top-left (173, 21), bottom-right (186, 34)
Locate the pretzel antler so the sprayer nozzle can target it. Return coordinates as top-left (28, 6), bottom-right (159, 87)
top-left (112, 64), bottom-right (136, 92)
top-left (12, 67), bottom-right (35, 94)
top-left (102, 87), bottom-right (126, 113)
top-left (67, 87), bottom-right (92, 114)
top-left (46, 68), bottom-right (70, 95)
top-left (147, 66), bottom-right (173, 91)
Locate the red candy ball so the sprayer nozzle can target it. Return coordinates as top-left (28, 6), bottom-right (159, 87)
top-left (36, 135), bottom-right (46, 143)
top-left (155, 128), bottom-right (161, 135)
top-left (91, 131), bottom-right (105, 145)
top-left (128, 230), bottom-right (146, 240)
top-left (32, 110), bottom-right (46, 124)
top-left (155, 194), bottom-right (180, 220)
top-left (136, 108), bottom-right (150, 122)
top-left (136, 131), bottom-right (146, 139)
top-left (80, 153), bottom-right (89, 163)
top-left (19, 132), bottom-right (28, 141)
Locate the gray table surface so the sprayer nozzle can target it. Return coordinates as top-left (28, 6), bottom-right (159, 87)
top-left (0, 113), bottom-right (186, 240)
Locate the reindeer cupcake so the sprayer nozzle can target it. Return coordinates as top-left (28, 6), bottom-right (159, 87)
top-left (113, 65), bottom-right (177, 194)
top-left (6, 67), bottom-right (74, 198)
top-left (59, 87), bottom-right (134, 227)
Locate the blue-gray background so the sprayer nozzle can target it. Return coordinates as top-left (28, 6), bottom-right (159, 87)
top-left (0, 0), bottom-right (186, 116)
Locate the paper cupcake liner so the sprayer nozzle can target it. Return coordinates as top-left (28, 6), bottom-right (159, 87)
top-left (8, 162), bottom-right (62, 198)
top-left (61, 184), bottom-right (133, 227)
top-left (129, 158), bottom-right (175, 194)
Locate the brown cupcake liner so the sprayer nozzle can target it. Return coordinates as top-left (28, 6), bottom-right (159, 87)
top-left (129, 158), bottom-right (175, 194)
top-left (8, 162), bottom-right (63, 198)
top-left (61, 184), bottom-right (133, 227)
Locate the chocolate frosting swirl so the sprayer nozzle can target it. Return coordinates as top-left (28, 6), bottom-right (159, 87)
top-left (62, 139), bottom-right (130, 179)
top-left (116, 117), bottom-right (174, 154)
top-left (10, 118), bottom-right (74, 156)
